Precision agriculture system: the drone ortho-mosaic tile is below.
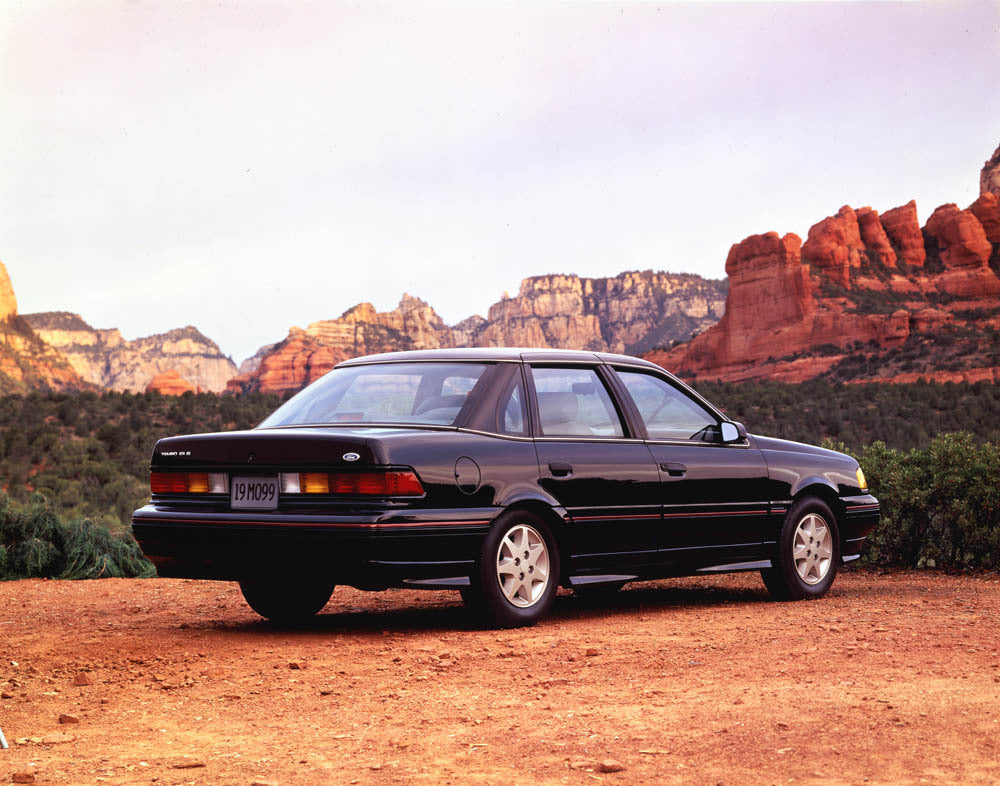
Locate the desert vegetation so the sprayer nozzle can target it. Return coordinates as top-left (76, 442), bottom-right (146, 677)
top-left (0, 383), bottom-right (998, 580)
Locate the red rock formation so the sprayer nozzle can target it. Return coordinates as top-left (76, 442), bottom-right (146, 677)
top-left (145, 369), bottom-right (198, 395)
top-left (855, 207), bottom-right (897, 268)
top-left (982, 143), bottom-right (1000, 198)
top-left (649, 188), bottom-right (1000, 383)
top-left (923, 204), bottom-right (1000, 297)
top-left (801, 206), bottom-right (864, 288)
top-left (969, 192), bottom-right (1000, 244)
top-left (880, 200), bottom-right (926, 268)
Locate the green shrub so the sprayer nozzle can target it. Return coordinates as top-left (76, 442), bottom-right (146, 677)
top-left (834, 433), bottom-right (1000, 570)
top-left (0, 491), bottom-right (154, 580)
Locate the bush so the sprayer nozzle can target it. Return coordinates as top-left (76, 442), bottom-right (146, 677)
top-left (833, 433), bottom-right (1000, 571)
top-left (0, 491), bottom-right (154, 580)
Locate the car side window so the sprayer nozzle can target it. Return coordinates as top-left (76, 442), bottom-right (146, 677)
top-left (498, 377), bottom-right (528, 436)
top-left (616, 370), bottom-right (719, 442)
top-left (530, 367), bottom-right (624, 438)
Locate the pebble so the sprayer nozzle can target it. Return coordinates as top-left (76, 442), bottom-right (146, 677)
top-left (58, 713), bottom-right (80, 724)
top-left (288, 662), bottom-right (303, 670)
top-left (599, 759), bottom-right (627, 773)
top-left (169, 758), bottom-right (207, 769)
top-left (12, 774), bottom-right (35, 784)
top-left (251, 780), bottom-right (279, 786)
top-left (72, 673), bottom-right (91, 686)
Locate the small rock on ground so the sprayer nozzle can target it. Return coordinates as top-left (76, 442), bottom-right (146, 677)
top-left (599, 758), bottom-right (627, 773)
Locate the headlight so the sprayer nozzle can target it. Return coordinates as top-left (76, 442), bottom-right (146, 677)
top-left (856, 467), bottom-right (868, 491)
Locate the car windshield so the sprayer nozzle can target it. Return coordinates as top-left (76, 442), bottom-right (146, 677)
top-left (258, 362), bottom-right (489, 428)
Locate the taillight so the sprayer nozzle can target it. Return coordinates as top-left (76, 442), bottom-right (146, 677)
top-left (150, 471), bottom-right (228, 494)
top-left (280, 470), bottom-right (424, 497)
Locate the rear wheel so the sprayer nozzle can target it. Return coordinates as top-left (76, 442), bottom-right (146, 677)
top-left (761, 496), bottom-right (840, 601)
top-left (238, 576), bottom-right (335, 623)
top-left (469, 510), bottom-right (560, 628)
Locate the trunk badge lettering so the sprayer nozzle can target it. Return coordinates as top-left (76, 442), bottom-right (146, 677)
top-left (343, 452), bottom-right (360, 462)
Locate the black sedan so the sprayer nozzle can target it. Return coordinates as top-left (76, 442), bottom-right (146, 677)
top-left (132, 348), bottom-right (879, 627)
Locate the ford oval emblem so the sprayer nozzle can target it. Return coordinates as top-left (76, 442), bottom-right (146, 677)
top-left (342, 452), bottom-right (360, 462)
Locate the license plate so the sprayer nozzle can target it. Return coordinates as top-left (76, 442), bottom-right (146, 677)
top-left (230, 476), bottom-right (279, 510)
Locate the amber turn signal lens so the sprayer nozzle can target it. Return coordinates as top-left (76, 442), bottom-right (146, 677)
top-left (856, 467), bottom-right (868, 491)
top-left (300, 472), bottom-right (330, 494)
top-left (187, 473), bottom-right (209, 493)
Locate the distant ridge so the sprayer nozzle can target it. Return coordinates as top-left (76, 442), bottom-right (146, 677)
top-left (227, 270), bottom-right (728, 394)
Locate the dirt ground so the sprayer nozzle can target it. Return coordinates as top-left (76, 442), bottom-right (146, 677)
top-left (1, 571), bottom-right (998, 786)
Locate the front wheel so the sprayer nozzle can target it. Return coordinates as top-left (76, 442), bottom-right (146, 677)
top-left (761, 497), bottom-right (840, 601)
top-left (469, 510), bottom-right (560, 628)
top-left (238, 576), bottom-right (335, 623)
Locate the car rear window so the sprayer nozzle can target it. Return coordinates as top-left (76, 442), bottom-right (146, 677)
top-left (259, 363), bottom-right (489, 427)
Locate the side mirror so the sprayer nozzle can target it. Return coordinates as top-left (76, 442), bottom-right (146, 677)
top-left (720, 421), bottom-right (746, 443)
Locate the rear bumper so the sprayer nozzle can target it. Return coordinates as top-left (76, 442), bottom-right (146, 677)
top-left (131, 504), bottom-right (498, 586)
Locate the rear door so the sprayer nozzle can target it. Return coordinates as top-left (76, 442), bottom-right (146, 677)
top-left (610, 367), bottom-right (771, 570)
top-left (526, 363), bottom-right (662, 574)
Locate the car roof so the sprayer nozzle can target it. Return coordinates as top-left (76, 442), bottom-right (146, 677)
top-left (336, 347), bottom-right (666, 370)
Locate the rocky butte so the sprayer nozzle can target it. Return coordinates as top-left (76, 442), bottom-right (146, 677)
top-left (648, 146), bottom-right (1000, 383)
top-left (228, 272), bottom-right (727, 394)
top-left (24, 313), bottom-right (237, 393)
top-left (0, 262), bottom-right (83, 394)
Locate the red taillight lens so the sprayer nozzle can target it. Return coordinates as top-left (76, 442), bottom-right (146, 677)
top-left (150, 471), bottom-right (227, 494)
top-left (151, 471), bottom-right (188, 494)
top-left (286, 470), bottom-right (424, 496)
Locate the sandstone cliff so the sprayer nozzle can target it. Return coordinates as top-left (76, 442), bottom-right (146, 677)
top-left (0, 263), bottom-right (84, 394)
top-left (229, 273), bottom-right (727, 393)
top-left (982, 143), bottom-right (1000, 198)
top-left (649, 189), bottom-right (1000, 383)
top-left (24, 313), bottom-right (237, 393)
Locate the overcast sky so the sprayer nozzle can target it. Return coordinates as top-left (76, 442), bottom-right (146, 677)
top-left (2, 1), bottom-right (998, 364)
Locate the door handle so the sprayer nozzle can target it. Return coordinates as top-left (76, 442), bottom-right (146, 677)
top-left (548, 461), bottom-right (573, 477)
top-left (660, 462), bottom-right (687, 477)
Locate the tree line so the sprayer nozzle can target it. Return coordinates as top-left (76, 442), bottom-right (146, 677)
top-left (0, 383), bottom-right (998, 579)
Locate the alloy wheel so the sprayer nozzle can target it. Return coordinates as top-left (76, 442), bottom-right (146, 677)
top-left (792, 512), bottom-right (833, 585)
top-left (495, 523), bottom-right (550, 608)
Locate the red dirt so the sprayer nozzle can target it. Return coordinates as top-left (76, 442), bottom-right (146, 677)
top-left (2, 571), bottom-right (999, 785)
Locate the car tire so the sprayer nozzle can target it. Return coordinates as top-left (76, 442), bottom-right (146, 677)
top-left (761, 496), bottom-right (840, 601)
top-left (471, 510), bottom-right (560, 628)
top-left (238, 576), bottom-right (335, 623)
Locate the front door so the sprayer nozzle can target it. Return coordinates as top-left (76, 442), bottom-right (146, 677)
top-left (611, 368), bottom-right (771, 569)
